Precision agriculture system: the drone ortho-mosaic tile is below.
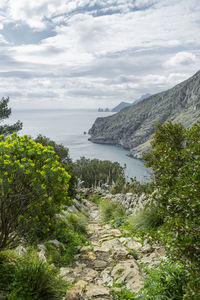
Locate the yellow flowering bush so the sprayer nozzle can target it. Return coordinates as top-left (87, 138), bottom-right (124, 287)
top-left (0, 133), bottom-right (71, 249)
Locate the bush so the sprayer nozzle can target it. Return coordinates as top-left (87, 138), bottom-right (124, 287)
top-left (127, 205), bottom-right (163, 235)
top-left (35, 135), bottom-right (77, 197)
top-left (99, 199), bottom-right (126, 225)
top-left (0, 250), bottom-right (66, 299)
top-left (143, 121), bottom-right (200, 297)
top-left (0, 133), bottom-right (71, 248)
top-left (136, 259), bottom-right (188, 300)
top-left (111, 177), bottom-right (154, 195)
top-left (74, 157), bottom-right (125, 187)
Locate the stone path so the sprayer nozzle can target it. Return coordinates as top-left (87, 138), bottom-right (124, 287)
top-left (63, 200), bottom-right (164, 299)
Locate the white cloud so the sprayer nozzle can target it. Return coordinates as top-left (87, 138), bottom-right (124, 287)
top-left (164, 52), bottom-right (196, 67)
top-left (0, 0), bottom-right (200, 109)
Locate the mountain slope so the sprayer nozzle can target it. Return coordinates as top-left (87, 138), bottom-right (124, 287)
top-left (89, 71), bottom-right (200, 158)
top-left (111, 101), bottom-right (132, 112)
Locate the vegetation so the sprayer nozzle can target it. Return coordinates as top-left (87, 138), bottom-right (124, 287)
top-left (111, 176), bottom-right (153, 195)
top-left (0, 133), bottom-right (71, 248)
top-left (74, 157), bottom-right (125, 187)
top-left (142, 120), bottom-right (200, 298)
top-left (0, 249), bottom-right (66, 299)
top-left (0, 97), bottom-right (22, 136)
top-left (127, 204), bottom-right (163, 235)
top-left (136, 259), bottom-right (188, 300)
top-left (34, 134), bottom-right (77, 197)
top-left (99, 199), bottom-right (127, 228)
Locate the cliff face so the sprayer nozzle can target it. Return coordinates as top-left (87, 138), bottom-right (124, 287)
top-left (89, 71), bottom-right (200, 158)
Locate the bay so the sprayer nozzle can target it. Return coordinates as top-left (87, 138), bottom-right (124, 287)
top-left (8, 109), bottom-right (150, 182)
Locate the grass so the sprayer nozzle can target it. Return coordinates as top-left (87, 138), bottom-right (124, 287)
top-left (0, 249), bottom-right (67, 300)
top-left (127, 205), bottom-right (163, 235)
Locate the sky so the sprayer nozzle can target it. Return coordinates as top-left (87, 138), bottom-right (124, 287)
top-left (0, 0), bottom-right (200, 109)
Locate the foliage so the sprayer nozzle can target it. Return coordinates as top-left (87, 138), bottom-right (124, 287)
top-left (143, 120), bottom-right (200, 297)
top-left (74, 157), bottom-right (125, 187)
top-left (88, 194), bottom-right (102, 204)
top-left (34, 134), bottom-right (77, 197)
top-left (0, 133), bottom-right (71, 248)
top-left (99, 199), bottom-right (127, 226)
top-left (111, 288), bottom-right (136, 299)
top-left (0, 249), bottom-right (66, 299)
top-left (0, 97), bottom-right (22, 136)
top-left (111, 177), bottom-right (154, 195)
top-left (127, 205), bottom-right (163, 235)
top-left (136, 259), bottom-right (188, 300)
top-left (43, 212), bottom-right (87, 267)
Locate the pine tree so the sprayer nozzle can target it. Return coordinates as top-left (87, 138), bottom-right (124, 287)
top-left (0, 97), bottom-right (22, 135)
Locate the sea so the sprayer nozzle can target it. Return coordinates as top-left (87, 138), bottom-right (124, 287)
top-left (7, 109), bottom-right (151, 182)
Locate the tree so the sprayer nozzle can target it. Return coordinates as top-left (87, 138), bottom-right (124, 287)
top-left (74, 157), bottom-right (125, 187)
top-left (0, 97), bottom-right (22, 135)
top-left (0, 133), bottom-right (71, 249)
top-left (143, 121), bottom-right (200, 297)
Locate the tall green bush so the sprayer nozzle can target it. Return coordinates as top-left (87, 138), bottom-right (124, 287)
top-left (0, 133), bottom-right (71, 248)
top-left (35, 135), bottom-right (77, 197)
top-left (74, 157), bottom-right (125, 187)
top-left (143, 121), bottom-right (200, 297)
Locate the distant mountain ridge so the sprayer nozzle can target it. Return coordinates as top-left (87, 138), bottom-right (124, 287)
top-left (89, 71), bottom-right (200, 158)
top-left (111, 94), bottom-right (152, 112)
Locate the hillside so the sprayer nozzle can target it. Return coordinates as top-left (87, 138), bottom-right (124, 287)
top-left (111, 101), bottom-right (132, 112)
top-left (89, 70), bottom-right (200, 158)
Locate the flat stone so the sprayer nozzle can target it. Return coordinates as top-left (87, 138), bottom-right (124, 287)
top-left (65, 280), bottom-right (87, 300)
top-left (111, 259), bottom-right (143, 293)
top-left (126, 240), bottom-right (142, 251)
top-left (98, 268), bottom-right (113, 286)
top-left (94, 260), bottom-right (108, 270)
top-left (85, 284), bottom-right (110, 298)
top-left (81, 251), bottom-right (96, 261)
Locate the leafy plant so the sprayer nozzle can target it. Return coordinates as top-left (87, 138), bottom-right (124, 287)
top-left (10, 250), bottom-right (66, 299)
top-left (0, 133), bottom-right (71, 248)
top-left (74, 157), bottom-right (125, 187)
top-left (127, 205), bottom-right (163, 235)
top-left (136, 259), bottom-right (188, 300)
top-left (35, 135), bottom-right (77, 197)
top-left (99, 199), bottom-right (126, 224)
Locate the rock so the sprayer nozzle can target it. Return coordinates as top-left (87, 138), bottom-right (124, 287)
top-left (15, 245), bottom-right (26, 256)
top-left (81, 251), bottom-right (96, 261)
top-left (65, 280), bottom-right (87, 299)
top-left (94, 260), bottom-right (108, 270)
top-left (98, 267), bottom-right (113, 286)
top-left (111, 259), bottom-right (143, 293)
top-left (85, 284), bottom-right (110, 298)
top-left (47, 239), bottom-right (61, 248)
top-left (126, 239), bottom-right (142, 252)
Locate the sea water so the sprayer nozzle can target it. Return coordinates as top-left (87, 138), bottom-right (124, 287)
top-left (8, 109), bottom-right (151, 181)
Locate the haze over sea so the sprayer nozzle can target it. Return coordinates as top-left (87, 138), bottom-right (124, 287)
top-left (8, 109), bottom-right (150, 182)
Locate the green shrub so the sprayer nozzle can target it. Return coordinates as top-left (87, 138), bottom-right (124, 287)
top-left (35, 135), bottom-right (77, 197)
top-left (143, 121), bottom-right (200, 297)
top-left (0, 133), bottom-right (71, 248)
top-left (0, 250), bottom-right (67, 299)
top-left (88, 194), bottom-right (102, 204)
top-left (99, 199), bottom-right (126, 224)
top-left (111, 288), bottom-right (136, 299)
top-left (136, 259), bottom-right (188, 300)
top-left (111, 177), bottom-right (154, 195)
top-left (127, 205), bottom-right (163, 235)
top-left (74, 157), bottom-right (125, 187)
top-left (43, 213), bottom-right (87, 267)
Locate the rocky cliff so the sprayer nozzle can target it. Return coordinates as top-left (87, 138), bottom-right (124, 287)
top-left (89, 70), bottom-right (200, 158)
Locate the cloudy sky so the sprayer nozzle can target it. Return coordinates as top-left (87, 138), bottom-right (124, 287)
top-left (0, 0), bottom-right (200, 109)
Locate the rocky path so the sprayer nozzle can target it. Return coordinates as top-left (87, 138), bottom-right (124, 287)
top-left (63, 200), bottom-right (163, 299)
